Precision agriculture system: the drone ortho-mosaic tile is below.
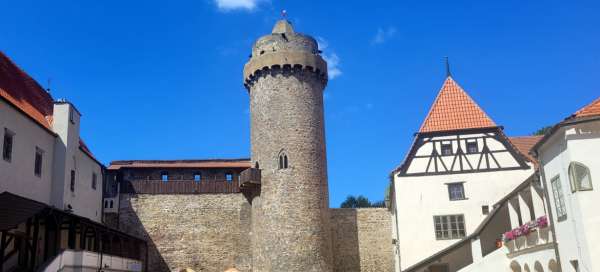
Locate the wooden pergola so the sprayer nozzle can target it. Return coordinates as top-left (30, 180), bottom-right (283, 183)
top-left (0, 192), bottom-right (147, 272)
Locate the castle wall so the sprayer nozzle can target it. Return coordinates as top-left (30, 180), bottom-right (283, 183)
top-left (330, 208), bottom-right (394, 272)
top-left (117, 194), bottom-right (252, 272)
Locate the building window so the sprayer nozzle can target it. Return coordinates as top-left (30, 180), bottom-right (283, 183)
top-left (482, 205), bottom-right (490, 215)
top-left (568, 162), bottom-right (592, 192)
top-left (434, 214), bottom-right (465, 240)
top-left (278, 152), bottom-right (289, 169)
top-left (161, 171), bottom-right (168, 182)
top-left (69, 108), bottom-right (75, 124)
top-left (34, 147), bottom-right (43, 177)
top-left (70, 170), bottom-right (76, 192)
top-left (194, 173), bottom-right (202, 182)
top-left (441, 142), bottom-right (453, 156)
top-left (110, 200), bottom-right (114, 208)
top-left (3, 129), bottom-right (14, 162)
top-left (550, 175), bottom-right (567, 221)
top-left (92, 173), bottom-right (97, 190)
top-left (104, 200), bottom-right (108, 208)
top-left (447, 183), bottom-right (466, 201)
top-left (466, 140), bottom-right (478, 154)
top-left (226, 173), bottom-right (233, 182)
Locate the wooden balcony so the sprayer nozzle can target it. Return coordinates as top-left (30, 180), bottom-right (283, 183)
top-left (121, 179), bottom-right (240, 194)
top-left (239, 168), bottom-right (261, 189)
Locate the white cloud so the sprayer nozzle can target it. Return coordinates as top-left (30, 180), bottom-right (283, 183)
top-left (322, 53), bottom-right (342, 79)
top-left (317, 37), bottom-right (342, 80)
top-left (215, 0), bottom-right (266, 11)
top-left (371, 27), bottom-right (397, 45)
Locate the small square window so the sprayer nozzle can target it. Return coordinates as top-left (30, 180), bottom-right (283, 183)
top-left (441, 142), bottom-right (453, 156)
top-left (482, 205), bottom-right (490, 215)
top-left (447, 183), bottom-right (466, 201)
top-left (34, 147), bottom-right (44, 177)
top-left (466, 140), bottom-right (478, 154)
top-left (3, 129), bottom-right (14, 162)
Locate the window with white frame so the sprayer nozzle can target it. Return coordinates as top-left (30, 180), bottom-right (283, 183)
top-left (568, 162), bottom-right (592, 192)
top-left (447, 182), bottom-right (466, 201)
top-left (550, 175), bottom-right (567, 221)
top-left (434, 214), bottom-right (465, 240)
top-left (441, 142), bottom-right (453, 156)
top-left (466, 139), bottom-right (478, 154)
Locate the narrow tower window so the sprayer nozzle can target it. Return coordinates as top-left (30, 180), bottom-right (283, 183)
top-left (278, 151), bottom-right (289, 169)
top-left (34, 147), bottom-right (44, 177)
top-left (2, 128), bottom-right (14, 162)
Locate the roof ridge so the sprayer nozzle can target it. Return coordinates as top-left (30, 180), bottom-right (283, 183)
top-left (418, 76), bottom-right (497, 133)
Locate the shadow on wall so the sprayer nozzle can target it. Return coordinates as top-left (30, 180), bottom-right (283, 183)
top-left (118, 195), bottom-right (170, 271)
top-left (331, 209), bottom-right (361, 272)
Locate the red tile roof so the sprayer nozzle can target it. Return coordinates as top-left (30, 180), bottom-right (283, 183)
top-left (509, 136), bottom-right (542, 165)
top-left (0, 51), bottom-right (53, 130)
top-left (573, 97), bottom-right (600, 118)
top-left (419, 77), bottom-right (497, 133)
top-left (0, 51), bottom-right (97, 160)
top-left (108, 159), bottom-right (252, 170)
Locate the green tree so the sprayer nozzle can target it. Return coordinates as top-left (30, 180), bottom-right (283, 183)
top-left (340, 195), bottom-right (385, 208)
top-left (340, 195), bottom-right (358, 208)
top-left (533, 126), bottom-right (552, 136)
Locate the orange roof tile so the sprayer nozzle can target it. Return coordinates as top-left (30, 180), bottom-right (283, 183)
top-left (108, 159), bottom-right (252, 170)
top-left (419, 77), bottom-right (497, 133)
top-left (0, 51), bottom-right (54, 131)
top-left (1, 51), bottom-right (100, 165)
top-left (509, 136), bottom-right (542, 165)
top-left (573, 97), bottom-right (600, 118)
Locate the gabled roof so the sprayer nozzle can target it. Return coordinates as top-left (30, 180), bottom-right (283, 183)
top-left (108, 159), bottom-right (252, 170)
top-left (509, 136), bottom-right (542, 165)
top-left (532, 95), bottom-right (600, 153)
top-left (0, 51), bottom-right (54, 131)
top-left (0, 51), bottom-right (98, 160)
top-left (573, 97), bottom-right (600, 118)
top-left (419, 77), bottom-right (497, 133)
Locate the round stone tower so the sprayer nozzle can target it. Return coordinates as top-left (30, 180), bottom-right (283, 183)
top-left (243, 20), bottom-right (332, 272)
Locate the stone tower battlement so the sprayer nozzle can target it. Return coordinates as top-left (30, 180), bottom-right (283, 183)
top-left (243, 20), bottom-right (328, 89)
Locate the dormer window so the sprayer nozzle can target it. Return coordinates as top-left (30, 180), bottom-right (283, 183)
top-left (441, 142), bottom-right (453, 156)
top-left (466, 140), bottom-right (478, 154)
top-left (278, 151), bottom-right (289, 169)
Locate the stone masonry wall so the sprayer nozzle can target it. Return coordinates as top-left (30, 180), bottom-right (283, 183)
top-left (117, 194), bottom-right (252, 272)
top-left (330, 208), bottom-right (394, 272)
top-left (116, 194), bottom-right (393, 272)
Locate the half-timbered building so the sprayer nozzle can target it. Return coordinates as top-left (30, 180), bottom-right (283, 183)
top-left (390, 76), bottom-right (538, 271)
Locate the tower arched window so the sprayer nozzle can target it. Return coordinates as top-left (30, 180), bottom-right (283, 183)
top-left (568, 162), bottom-right (592, 192)
top-left (278, 151), bottom-right (289, 169)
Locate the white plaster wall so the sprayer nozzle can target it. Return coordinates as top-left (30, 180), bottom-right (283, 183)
top-left (0, 100), bottom-right (55, 204)
top-left (51, 103), bottom-right (103, 222)
top-left (540, 120), bottom-right (600, 272)
top-left (394, 164), bottom-right (534, 270)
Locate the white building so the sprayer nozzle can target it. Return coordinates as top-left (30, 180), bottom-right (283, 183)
top-left (532, 98), bottom-right (600, 272)
top-left (390, 76), bottom-right (539, 271)
top-left (0, 51), bottom-right (103, 222)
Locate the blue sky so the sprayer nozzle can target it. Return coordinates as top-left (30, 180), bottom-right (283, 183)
top-left (2, 0), bottom-right (599, 207)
